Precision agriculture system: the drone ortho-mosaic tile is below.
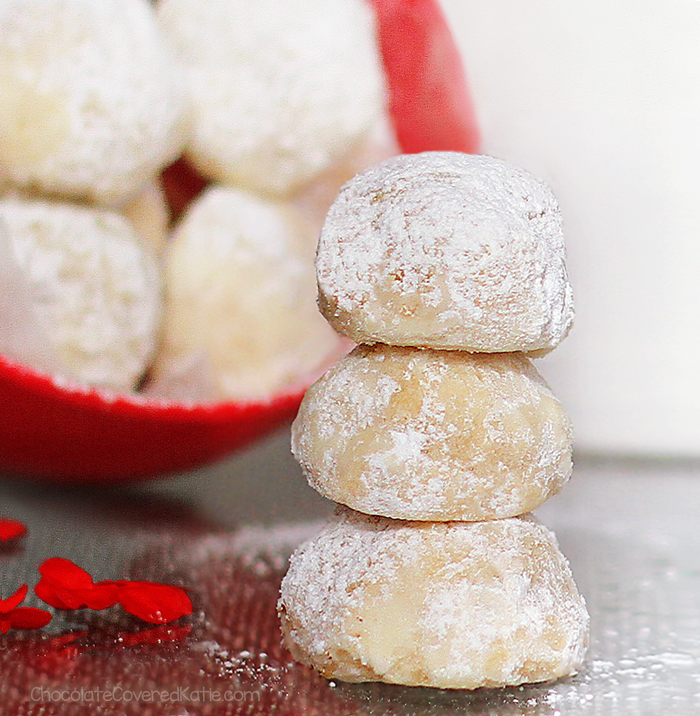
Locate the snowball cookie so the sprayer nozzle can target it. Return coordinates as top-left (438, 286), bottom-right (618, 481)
top-left (292, 345), bottom-right (572, 521)
top-left (151, 186), bottom-right (344, 403)
top-left (279, 509), bottom-right (589, 689)
top-left (0, 0), bottom-right (188, 205)
top-left (0, 197), bottom-right (162, 392)
top-left (317, 152), bottom-right (574, 354)
top-left (157, 0), bottom-right (386, 197)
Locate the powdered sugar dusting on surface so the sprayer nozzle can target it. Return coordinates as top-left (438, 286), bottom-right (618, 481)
top-left (180, 521), bottom-right (327, 577)
top-left (292, 345), bottom-right (573, 521)
top-left (317, 152), bottom-right (574, 353)
top-left (279, 509), bottom-right (589, 689)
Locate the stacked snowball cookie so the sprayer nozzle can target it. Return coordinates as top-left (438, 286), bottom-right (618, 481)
top-left (279, 152), bottom-right (590, 690)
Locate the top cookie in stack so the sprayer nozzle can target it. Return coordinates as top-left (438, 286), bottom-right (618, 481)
top-left (316, 151), bottom-right (573, 354)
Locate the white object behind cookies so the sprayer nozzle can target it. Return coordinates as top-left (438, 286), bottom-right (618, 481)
top-left (440, 0), bottom-right (700, 455)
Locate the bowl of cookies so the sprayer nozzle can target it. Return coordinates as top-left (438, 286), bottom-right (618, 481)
top-left (0, 0), bottom-right (479, 482)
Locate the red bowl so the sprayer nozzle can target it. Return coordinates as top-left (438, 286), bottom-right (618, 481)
top-left (0, 0), bottom-right (480, 483)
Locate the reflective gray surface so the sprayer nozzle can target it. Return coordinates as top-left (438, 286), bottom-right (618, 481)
top-left (2, 433), bottom-right (700, 714)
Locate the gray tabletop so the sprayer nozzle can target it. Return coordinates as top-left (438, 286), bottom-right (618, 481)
top-left (1, 431), bottom-right (700, 715)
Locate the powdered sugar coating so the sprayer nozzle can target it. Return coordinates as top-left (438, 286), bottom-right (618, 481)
top-left (0, 0), bottom-right (188, 205)
top-left (157, 0), bottom-right (386, 197)
top-left (0, 196), bottom-right (162, 392)
top-left (152, 186), bottom-right (344, 402)
top-left (279, 509), bottom-right (589, 689)
top-left (292, 344), bottom-right (572, 521)
top-left (317, 152), bottom-right (574, 353)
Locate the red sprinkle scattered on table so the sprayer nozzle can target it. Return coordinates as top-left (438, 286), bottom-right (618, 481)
top-left (0, 584), bottom-right (52, 634)
top-left (36, 558), bottom-right (193, 624)
top-left (114, 581), bottom-right (194, 624)
top-left (35, 558), bottom-right (119, 610)
top-left (0, 518), bottom-right (27, 543)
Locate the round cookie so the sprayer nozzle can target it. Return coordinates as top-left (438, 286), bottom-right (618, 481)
top-left (279, 508), bottom-right (589, 689)
top-left (0, 196), bottom-right (162, 392)
top-left (0, 0), bottom-right (188, 205)
top-left (157, 0), bottom-right (386, 197)
top-left (292, 344), bottom-right (572, 521)
top-left (316, 152), bottom-right (574, 354)
top-left (151, 185), bottom-right (344, 402)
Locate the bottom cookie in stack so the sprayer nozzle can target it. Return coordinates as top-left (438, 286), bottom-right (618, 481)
top-left (279, 507), bottom-right (589, 690)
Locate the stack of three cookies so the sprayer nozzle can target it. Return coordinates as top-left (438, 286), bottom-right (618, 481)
top-left (279, 152), bottom-right (589, 690)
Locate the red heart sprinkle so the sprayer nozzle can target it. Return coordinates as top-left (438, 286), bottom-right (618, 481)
top-left (0, 584), bottom-right (52, 634)
top-left (0, 518), bottom-right (27, 543)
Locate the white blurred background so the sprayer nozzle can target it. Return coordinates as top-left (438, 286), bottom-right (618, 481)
top-left (439, 0), bottom-right (700, 456)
